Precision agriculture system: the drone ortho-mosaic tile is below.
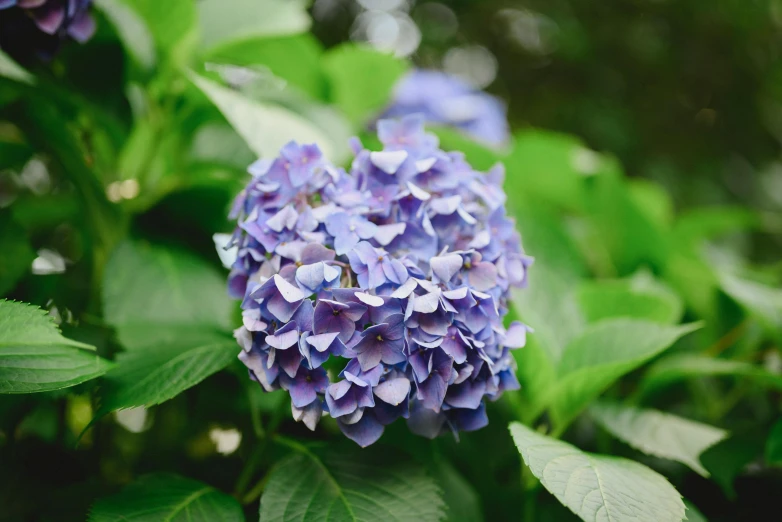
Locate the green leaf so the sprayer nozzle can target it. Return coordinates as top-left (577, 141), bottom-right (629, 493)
top-left (719, 272), bottom-right (782, 339)
top-left (509, 422), bottom-right (685, 522)
top-left (700, 436), bottom-right (763, 498)
top-left (93, 0), bottom-right (156, 71)
top-left (576, 276), bottom-right (682, 325)
top-left (260, 446), bottom-right (446, 521)
top-left (432, 126), bottom-right (506, 171)
top-left (98, 334), bottom-right (237, 413)
top-left (550, 320), bottom-right (700, 428)
top-left (684, 501), bottom-right (707, 522)
top-left (0, 214), bottom-right (34, 296)
top-left (672, 206), bottom-right (759, 252)
top-left (0, 49), bottom-right (34, 84)
top-left (0, 300), bottom-right (92, 350)
top-left (766, 419), bottom-right (782, 466)
top-left (430, 460), bottom-right (483, 522)
top-left (103, 241), bottom-right (233, 349)
top-left (638, 354), bottom-right (782, 397)
top-left (0, 300), bottom-right (111, 394)
top-left (322, 44), bottom-right (409, 125)
top-left (504, 130), bottom-right (591, 211)
top-left (204, 34), bottom-right (325, 100)
top-left (188, 71), bottom-right (341, 163)
top-left (590, 402), bottom-right (727, 476)
top-left (88, 473), bottom-right (243, 521)
top-left (198, 0), bottom-right (310, 52)
top-left (123, 0), bottom-right (196, 56)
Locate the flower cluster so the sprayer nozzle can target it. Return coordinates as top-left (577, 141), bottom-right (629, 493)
top-left (227, 115), bottom-right (531, 447)
top-left (0, 0), bottom-right (94, 60)
top-left (383, 69), bottom-right (510, 148)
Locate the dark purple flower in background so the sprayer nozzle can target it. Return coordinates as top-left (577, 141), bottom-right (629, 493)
top-left (382, 70), bottom-right (510, 148)
top-left (226, 115), bottom-right (531, 446)
top-left (0, 0), bottom-right (95, 61)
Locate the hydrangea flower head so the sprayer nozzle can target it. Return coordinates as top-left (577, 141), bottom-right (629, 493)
top-left (227, 115), bottom-right (532, 447)
top-left (382, 69), bottom-right (510, 148)
top-left (0, 0), bottom-right (95, 60)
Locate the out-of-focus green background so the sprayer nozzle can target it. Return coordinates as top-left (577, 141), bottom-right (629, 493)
top-left (312, 0), bottom-right (782, 259)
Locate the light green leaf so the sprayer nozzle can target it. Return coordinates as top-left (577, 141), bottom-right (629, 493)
top-left (198, 0), bottom-right (310, 52)
top-left (719, 272), bottom-right (782, 339)
top-left (512, 265), bottom-right (584, 364)
top-left (590, 402), bottom-right (727, 476)
top-left (98, 334), bottom-right (237, 413)
top-left (322, 44), bottom-right (409, 125)
top-left (550, 320), bottom-right (700, 428)
top-left (0, 49), bottom-right (34, 84)
top-left (765, 419), bottom-right (782, 466)
top-left (638, 354), bottom-right (782, 397)
top-left (432, 126), bottom-right (506, 171)
top-left (189, 71), bottom-right (338, 162)
top-left (509, 422), bottom-right (685, 522)
top-left (0, 301), bottom-right (111, 393)
top-left (88, 473), bottom-right (243, 521)
top-left (576, 276), bottom-right (682, 325)
top-left (684, 501), bottom-right (707, 522)
top-left (626, 178), bottom-right (674, 229)
top-left (103, 241), bottom-right (233, 349)
top-left (204, 34), bottom-right (325, 100)
top-left (504, 130), bottom-right (592, 211)
top-left (123, 0), bottom-right (196, 55)
top-left (672, 206), bottom-right (758, 252)
top-left (94, 0), bottom-right (156, 70)
top-left (260, 447), bottom-right (446, 522)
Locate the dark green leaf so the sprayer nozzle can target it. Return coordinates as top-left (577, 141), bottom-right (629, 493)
top-left (509, 422), bottom-right (685, 522)
top-left (0, 300), bottom-right (111, 393)
top-left (260, 446), bottom-right (446, 521)
top-left (766, 419), bottom-right (782, 466)
top-left (88, 473), bottom-right (243, 521)
top-left (0, 214), bottom-right (34, 296)
top-left (700, 436), bottom-right (763, 498)
top-left (98, 334), bottom-right (237, 413)
top-left (430, 460), bottom-right (483, 522)
top-left (93, 0), bottom-right (156, 71)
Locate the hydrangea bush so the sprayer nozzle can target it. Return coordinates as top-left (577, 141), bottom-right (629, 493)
top-left (228, 115), bottom-right (532, 446)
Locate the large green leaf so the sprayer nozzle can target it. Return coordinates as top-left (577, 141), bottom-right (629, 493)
top-left (550, 320), bottom-right (700, 427)
top-left (590, 402), bottom-right (727, 476)
top-left (0, 214), bottom-right (34, 296)
top-left (103, 241), bottom-right (233, 349)
top-left (638, 354), bottom-right (782, 397)
top-left (504, 130), bottom-right (591, 211)
top-left (430, 460), bottom-right (483, 522)
top-left (260, 447), bottom-right (445, 521)
top-left (0, 301), bottom-right (111, 393)
top-left (576, 276), bottom-right (682, 325)
top-left (98, 334), bottom-right (236, 414)
top-left (88, 473), bottom-right (243, 521)
top-left (322, 44), bottom-right (409, 125)
top-left (204, 34), bottom-right (325, 100)
top-left (123, 0), bottom-right (196, 56)
top-left (189, 72), bottom-right (340, 162)
top-left (198, 0), bottom-right (310, 52)
top-left (509, 422), bottom-right (685, 522)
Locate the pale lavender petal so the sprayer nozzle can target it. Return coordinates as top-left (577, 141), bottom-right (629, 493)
top-left (370, 150), bottom-right (408, 174)
top-left (374, 378), bottom-right (410, 405)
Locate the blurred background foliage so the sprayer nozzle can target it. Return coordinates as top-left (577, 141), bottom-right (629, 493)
top-left (0, 1), bottom-right (781, 521)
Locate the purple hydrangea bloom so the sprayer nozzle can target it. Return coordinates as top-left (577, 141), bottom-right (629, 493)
top-left (0, 0), bottom-right (94, 61)
top-left (226, 116), bottom-right (532, 447)
top-left (382, 70), bottom-right (510, 148)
